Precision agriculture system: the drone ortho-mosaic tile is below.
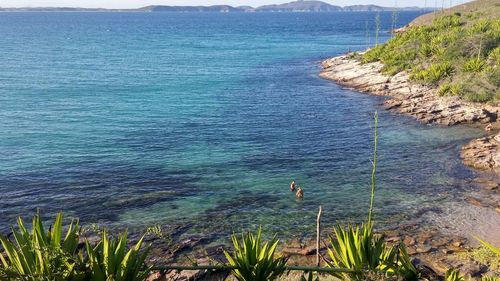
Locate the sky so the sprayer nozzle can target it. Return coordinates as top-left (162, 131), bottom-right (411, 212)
top-left (0, 0), bottom-right (471, 9)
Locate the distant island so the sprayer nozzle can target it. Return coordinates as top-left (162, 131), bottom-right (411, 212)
top-left (0, 0), bottom-right (436, 12)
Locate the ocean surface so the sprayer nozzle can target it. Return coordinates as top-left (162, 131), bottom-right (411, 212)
top-left (0, 12), bottom-right (483, 240)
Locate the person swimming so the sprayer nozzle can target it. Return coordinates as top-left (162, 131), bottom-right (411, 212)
top-left (296, 186), bottom-right (303, 199)
top-left (290, 180), bottom-right (296, 192)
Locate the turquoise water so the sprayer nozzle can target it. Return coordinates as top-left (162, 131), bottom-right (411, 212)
top-left (0, 12), bottom-right (482, 239)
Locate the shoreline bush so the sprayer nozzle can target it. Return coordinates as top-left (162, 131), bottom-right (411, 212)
top-left (362, 12), bottom-right (500, 103)
top-left (0, 212), bottom-right (150, 281)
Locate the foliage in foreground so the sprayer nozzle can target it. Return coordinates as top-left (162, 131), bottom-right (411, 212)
top-left (0, 212), bottom-right (151, 281)
top-left (476, 236), bottom-right (500, 256)
top-left (326, 223), bottom-right (417, 280)
top-left (0, 212), bottom-right (85, 281)
top-left (445, 268), bottom-right (465, 281)
top-left (85, 230), bottom-right (151, 281)
top-left (224, 227), bottom-right (287, 281)
top-left (445, 268), bottom-right (500, 281)
top-left (363, 12), bottom-right (500, 103)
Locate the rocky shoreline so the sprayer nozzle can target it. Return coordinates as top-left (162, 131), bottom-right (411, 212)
top-left (320, 55), bottom-right (499, 126)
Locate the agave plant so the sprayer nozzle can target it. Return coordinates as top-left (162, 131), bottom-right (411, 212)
top-left (475, 236), bottom-right (500, 256)
top-left (224, 227), bottom-right (287, 281)
top-left (393, 244), bottom-right (418, 280)
top-left (326, 223), bottom-right (387, 280)
top-left (481, 275), bottom-right (500, 281)
top-left (482, 275), bottom-right (500, 281)
top-left (0, 212), bottom-right (86, 280)
top-left (463, 58), bottom-right (487, 72)
top-left (445, 269), bottom-right (464, 281)
top-left (85, 230), bottom-right (151, 281)
top-left (326, 223), bottom-right (418, 281)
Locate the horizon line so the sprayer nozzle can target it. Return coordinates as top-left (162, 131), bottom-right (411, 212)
top-left (0, 4), bottom-right (443, 10)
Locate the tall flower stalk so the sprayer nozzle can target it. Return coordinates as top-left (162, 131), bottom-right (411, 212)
top-left (368, 111), bottom-right (378, 225)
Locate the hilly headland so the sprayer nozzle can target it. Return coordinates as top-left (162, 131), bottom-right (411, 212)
top-left (0, 0), bottom-right (431, 12)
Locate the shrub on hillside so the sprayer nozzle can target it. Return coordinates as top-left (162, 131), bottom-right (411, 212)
top-left (410, 62), bottom-right (454, 84)
top-left (463, 58), bottom-right (488, 72)
top-left (438, 83), bottom-right (464, 96)
top-left (463, 89), bottom-right (494, 103)
top-left (360, 11), bottom-right (499, 104)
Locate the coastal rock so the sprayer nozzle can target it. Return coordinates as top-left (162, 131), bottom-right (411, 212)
top-left (163, 269), bottom-right (207, 281)
top-left (418, 257), bottom-right (450, 275)
top-left (282, 245), bottom-right (318, 256)
top-left (386, 236), bottom-right (401, 242)
top-left (416, 245), bottom-right (433, 253)
top-left (460, 262), bottom-right (487, 278)
top-left (403, 236), bottom-right (416, 246)
top-left (320, 55), bottom-right (497, 126)
top-left (461, 133), bottom-right (500, 170)
top-left (466, 197), bottom-right (488, 208)
top-left (147, 271), bottom-right (168, 281)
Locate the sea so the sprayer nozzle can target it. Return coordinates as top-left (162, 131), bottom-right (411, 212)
top-left (0, 11), bottom-right (483, 240)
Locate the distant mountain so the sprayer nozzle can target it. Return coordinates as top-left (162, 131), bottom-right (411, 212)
top-left (255, 1), bottom-right (342, 12)
top-left (342, 5), bottom-right (393, 11)
top-left (0, 0), bottom-right (435, 12)
top-left (140, 5), bottom-right (241, 12)
top-left (341, 5), bottom-right (430, 11)
top-left (0, 7), bottom-right (112, 11)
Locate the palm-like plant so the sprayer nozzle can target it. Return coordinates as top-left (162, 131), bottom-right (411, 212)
top-left (85, 230), bottom-right (151, 281)
top-left (482, 276), bottom-right (500, 281)
top-left (326, 223), bottom-right (388, 280)
top-left (463, 58), bottom-right (487, 72)
top-left (394, 244), bottom-right (418, 280)
top-left (445, 269), bottom-right (464, 281)
top-left (0, 212), bottom-right (85, 280)
top-left (224, 227), bottom-right (287, 281)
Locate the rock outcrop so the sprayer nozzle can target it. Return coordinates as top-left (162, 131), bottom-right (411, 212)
top-left (320, 55), bottom-right (498, 126)
top-left (461, 133), bottom-right (500, 170)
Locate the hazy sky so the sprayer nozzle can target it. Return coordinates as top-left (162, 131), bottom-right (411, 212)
top-left (0, 0), bottom-right (471, 9)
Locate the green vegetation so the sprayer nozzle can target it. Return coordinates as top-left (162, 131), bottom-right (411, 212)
top-left (363, 10), bottom-right (500, 102)
top-left (482, 275), bottom-right (500, 281)
top-left (0, 212), bottom-right (85, 280)
top-left (457, 246), bottom-right (500, 272)
top-left (0, 212), bottom-right (151, 281)
top-left (445, 268), bottom-right (465, 281)
top-left (438, 83), bottom-right (464, 96)
top-left (224, 227), bottom-right (287, 281)
top-left (326, 223), bottom-right (417, 280)
top-left (445, 268), bottom-right (500, 281)
top-left (476, 236), bottom-right (500, 256)
top-left (85, 230), bottom-right (151, 281)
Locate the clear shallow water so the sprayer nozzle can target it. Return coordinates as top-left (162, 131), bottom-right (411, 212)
top-left (0, 12), bottom-right (483, 239)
